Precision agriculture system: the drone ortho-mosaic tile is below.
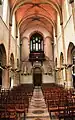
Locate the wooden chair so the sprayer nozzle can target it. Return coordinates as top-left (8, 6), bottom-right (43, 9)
top-left (57, 98), bottom-right (75, 120)
top-left (15, 102), bottom-right (26, 120)
top-left (48, 99), bottom-right (59, 118)
top-left (7, 103), bottom-right (17, 120)
top-left (0, 104), bottom-right (9, 120)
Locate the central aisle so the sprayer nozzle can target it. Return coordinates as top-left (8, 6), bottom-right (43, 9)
top-left (26, 86), bottom-right (51, 120)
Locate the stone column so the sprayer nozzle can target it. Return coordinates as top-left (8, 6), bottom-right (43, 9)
top-left (54, 25), bottom-right (59, 83)
top-left (60, 23), bottom-right (67, 87)
top-left (55, 70), bottom-right (59, 84)
top-left (2, 68), bottom-right (9, 89)
top-left (66, 67), bottom-right (73, 88)
top-left (14, 70), bottom-right (20, 86)
top-left (7, 17), bottom-right (12, 88)
top-left (61, 24), bottom-right (66, 63)
top-left (60, 68), bottom-right (64, 86)
top-left (14, 24), bottom-right (18, 86)
top-left (69, 1), bottom-right (75, 31)
top-left (63, 66), bottom-right (67, 88)
top-left (55, 24), bottom-right (59, 62)
top-left (56, 69), bottom-right (61, 84)
top-left (13, 70), bottom-right (16, 86)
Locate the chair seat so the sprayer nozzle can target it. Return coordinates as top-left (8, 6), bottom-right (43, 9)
top-left (58, 112), bottom-right (70, 118)
top-left (9, 115), bottom-right (16, 119)
top-left (7, 109), bottom-right (15, 112)
top-left (0, 111), bottom-right (9, 119)
top-left (49, 107), bottom-right (58, 111)
top-left (58, 106), bottom-right (65, 110)
top-left (15, 108), bottom-right (25, 113)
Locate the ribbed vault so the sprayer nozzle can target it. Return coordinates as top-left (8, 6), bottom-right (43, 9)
top-left (9, 0), bottom-right (64, 39)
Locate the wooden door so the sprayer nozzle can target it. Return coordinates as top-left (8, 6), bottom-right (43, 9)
top-left (33, 73), bottom-right (42, 86)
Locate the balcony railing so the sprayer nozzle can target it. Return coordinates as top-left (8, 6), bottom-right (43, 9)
top-left (29, 51), bottom-right (45, 62)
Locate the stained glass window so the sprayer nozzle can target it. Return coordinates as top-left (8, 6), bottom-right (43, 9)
top-left (30, 33), bottom-right (43, 52)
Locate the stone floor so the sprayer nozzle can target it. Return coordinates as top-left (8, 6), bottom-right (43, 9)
top-left (26, 86), bottom-right (51, 120)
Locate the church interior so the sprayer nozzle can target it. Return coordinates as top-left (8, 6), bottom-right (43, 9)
top-left (0, 0), bottom-right (75, 120)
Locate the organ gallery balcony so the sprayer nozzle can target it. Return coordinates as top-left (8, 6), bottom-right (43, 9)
top-left (29, 51), bottom-right (45, 62)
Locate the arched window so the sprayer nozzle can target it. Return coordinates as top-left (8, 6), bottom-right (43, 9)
top-left (30, 33), bottom-right (44, 52)
top-left (29, 32), bottom-right (45, 64)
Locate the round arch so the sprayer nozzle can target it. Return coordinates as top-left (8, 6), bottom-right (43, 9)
top-left (29, 30), bottom-right (44, 40)
top-left (67, 42), bottom-right (75, 88)
top-left (0, 44), bottom-right (7, 89)
top-left (67, 42), bottom-right (74, 64)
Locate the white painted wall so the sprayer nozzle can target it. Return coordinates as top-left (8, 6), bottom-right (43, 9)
top-left (0, 4), bottom-right (3, 18)
top-left (44, 37), bottom-right (53, 60)
top-left (3, 0), bottom-right (10, 28)
top-left (57, 13), bottom-right (61, 38)
top-left (3, 0), bottom-right (8, 23)
top-left (11, 14), bottom-right (16, 39)
top-left (43, 75), bottom-right (55, 83)
top-left (20, 75), bottom-right (32, 84)
top-left (20, 74), bottom-right (54, 84)
top-left (62, 0), bottom-right (69, 27)
top-left (21, 37), bottom-right (29, 61)
top-left (22, 26), bottom-right (50, 38)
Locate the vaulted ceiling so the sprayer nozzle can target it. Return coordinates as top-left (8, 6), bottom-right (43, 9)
top-left (9, 0), bottom-right (64, 38)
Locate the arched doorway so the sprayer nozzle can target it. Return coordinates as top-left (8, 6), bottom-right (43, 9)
top-left (0, 44), bottom-right (6, 89)
top-left (33, 67), bottom-right (42, 86)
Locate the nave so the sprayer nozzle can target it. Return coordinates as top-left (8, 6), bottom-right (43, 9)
top-left (26, 86), bottom-right (50, 120)
top-left (0, 83), bottom-right (75, 120)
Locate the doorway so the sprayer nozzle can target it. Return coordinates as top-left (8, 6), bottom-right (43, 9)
top-left (33, 73), bottom-right (42, 86)
top-left (33, 67), bottom-right (42, 86)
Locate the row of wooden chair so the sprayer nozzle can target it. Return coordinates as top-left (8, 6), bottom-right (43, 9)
top-left (0, 84), bottom-right (34, 120)
top-left (42, 83), bottom-right (75, 120)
